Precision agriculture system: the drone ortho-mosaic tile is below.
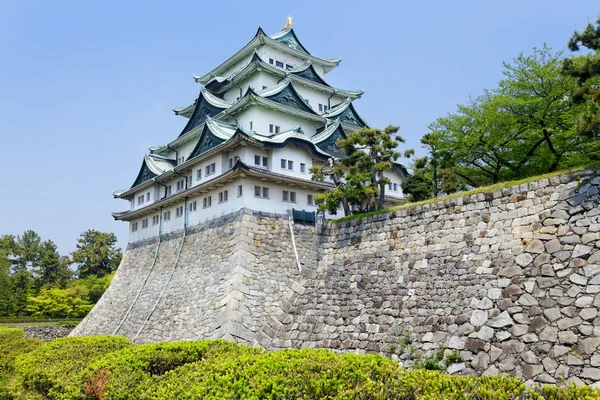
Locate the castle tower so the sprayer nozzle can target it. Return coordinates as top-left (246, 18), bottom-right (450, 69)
top-left (111, 22), bottom-right (408, 244)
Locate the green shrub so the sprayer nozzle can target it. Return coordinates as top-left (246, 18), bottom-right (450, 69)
top-left (143, 348), bottom-right (399, 400)
top-left (80, 340), bottom-right (246, 400)
top-left (8, 335), bottom-right (131, 400)
top-left (445, 349), bottom-right (463, 365)
top-left (0, 335), bottom-right (43, 400)
top-left (0, 328), bottom-right (24, 340)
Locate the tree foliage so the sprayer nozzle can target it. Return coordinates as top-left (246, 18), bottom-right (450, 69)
top-left (564, 16), bottom-right (600, 138)
top-left (0, 229), bottom-right (120, 318)
top-left (310, 125), bottom-right (409, 216)
top-left (427, 45), bottom-right (592, 189)
top-left (71, 230), bottom-right (122, 278)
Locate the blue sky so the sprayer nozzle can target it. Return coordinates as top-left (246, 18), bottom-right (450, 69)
top-left (0, 0), bottom-right (598, 255)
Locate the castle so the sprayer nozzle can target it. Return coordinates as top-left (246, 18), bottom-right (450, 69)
top-left (72, 19), bottom-right (600, 387)
top-left (113, 19), bottom-right (407, 244)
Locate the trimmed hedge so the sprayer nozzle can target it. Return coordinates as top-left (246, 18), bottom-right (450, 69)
top-left (9, 335), bottom-right (132, 399)
top-left (0, 333), bottom-right (43, 400)
top-left (79, 340), bottom-right (248, 400)
top-left (2, 336), bottom-right (600, 400)
top-left (0, 327), bottom-right (25, 340)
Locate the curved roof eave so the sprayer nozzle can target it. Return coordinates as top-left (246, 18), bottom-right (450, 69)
top-left (194, 27), bottom-right (341, 84)
top-left (217, 87), bottom-right (325, 124)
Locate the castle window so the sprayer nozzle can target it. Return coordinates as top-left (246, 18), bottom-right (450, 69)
top-left (203, 196), bottom-right (212, 208)
top-left (146, 192), bottom-right (150, 201)
top-left (262, 156), bottom-right (268, 167)
top-left (393, 183), bottom-right (398, 191)
top-left (131, 222), bottom-right (138, 232)
top-left (176, 206), bottom-right (184, 218)
top-left (166, 186), bottom-right (172, 196)
top-left (269, 58), bottom-right (274, 64)
top-left (205, 163), bottom-right (216, 176)
top-left (142, 219), bottom-right (148, 229)
top-left (228, 158), bottom-right (233, 169)
top-left (275, 125), bottom-right (280, 134)
top-left (164, 210), bottom-right (171, 221)
top-left (307, 194), bottom-right (314, 205)
top-left (238, 185), bottom-right (243, 197)
top-left (285, 64), bottom-right (293, 70)
top-left (255, 186), bottom-right (269, 199)
top-left (189, 201), bottom-right (197, 212)
top-left (250, 121), bottom-right (253, 130)
top-left (254, 155), bottom-right (261, 165)
top-left (176, 179), bottom-right (186, 192)
top-left (196, 169), bottom-right (202, 180)
top-left (300, 163), bottom-right (306, 173)
top-left (137, 195), bottom-right (144, 205)
top-left (152, 215), bottom-right (159, 225)
top-left (281, 159), bottom-right (293, 170)
top-left (283, 190), bottom-right (297, 203)
top-left (262, 86), bottom-right (267, 90)
top-left (269, 124), bottom-right (273, 133)
top-left (388, 183), bottom-right (393, 190)
top-left (276, 60), bottom-right (284, 68)
top-left (219, 190), bottom-right (228, 203)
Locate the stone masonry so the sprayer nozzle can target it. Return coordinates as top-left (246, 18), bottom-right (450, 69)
top-left (73, 168), bottom-right (600, 385)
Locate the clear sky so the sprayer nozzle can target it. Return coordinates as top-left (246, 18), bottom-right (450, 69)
top-left (0, 0), bottom-right (598, 255)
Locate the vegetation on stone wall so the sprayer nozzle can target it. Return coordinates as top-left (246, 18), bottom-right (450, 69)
top-left (310, 125), bottom-right (413, 216)
top-left (1, 332), bottom-right (599, 399)
top-left (398, 18), bottom-right (600, 203)
top-left (0, 229), bottom-right (120, 319)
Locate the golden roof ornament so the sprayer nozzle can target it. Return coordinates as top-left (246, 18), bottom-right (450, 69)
top-left (284, 14), bottom-right (294, 29)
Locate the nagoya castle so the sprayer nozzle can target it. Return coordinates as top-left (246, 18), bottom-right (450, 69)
top-left (71, 18), bottom-right (407, 344)
top-left (112, 16), bottom-right (407, 244)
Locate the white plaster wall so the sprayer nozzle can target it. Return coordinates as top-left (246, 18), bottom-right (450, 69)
top-left (190, 154), bottom-right (224, 188)
top-left (382, 170), bottom-right (405, 199)
top-left (235, 107), bottom-right (321, 137)
top-left (271, 146), bottom-right (316, 179)
top-left (221, 70), bottom-right (346, 115)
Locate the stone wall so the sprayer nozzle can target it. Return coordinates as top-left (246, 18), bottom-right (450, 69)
top-left (73, 168), bottom-right (600, 385)
top-left (71, 209), bottom-right (313, 347)
top-left (22, 326), bottom-right (73, 341)
top-left (282, 168), bottom-right (600, 386)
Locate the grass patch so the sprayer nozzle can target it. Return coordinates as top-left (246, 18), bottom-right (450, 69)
top-left (0, 320), bottom-right (81, 328)
top-left (333, 164), bottom-right (595, 223)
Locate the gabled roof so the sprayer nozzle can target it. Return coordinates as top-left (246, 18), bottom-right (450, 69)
top-left (220, 86), bottom-right (325, 124)
top-left (186, 117), bottom-right (331, 162)
top-left (130, 154), bottom-right (176, 189)
top-left (187, 117), bottom-right (237, 160)
top-left (323, 98), bottom-right (369, 128)
top-left (289, 61), bottom-right (329, 86)
top-left (194, 27), bottom-right (341, 85)
top-left (311, 120), bottom-right (349, 158)
top-left (178, 88), bottom-right (232, 137)
top-left (201, 50), bottom-right (362, 99)
top-left (269, 27), bottom-right (310, 54)
top-left (257, 79), bottom-right (316, 114)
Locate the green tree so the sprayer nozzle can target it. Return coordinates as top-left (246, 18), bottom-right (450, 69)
top-left (310, 125), bottom-right (409, 216)
top-left (0, 251), bottom-right (14, 316)
top-left (564, 16), bottom-right (600, 138)
top-left (35, 240), bottom-right (70, 291)
top-left (430, 45), bottom-right (588, 188)
top-left (401, 157), bottom-right (434, 201)
top-left (27, 287), bottom-right (93, 318)
top-left (71, 230), bottom-right (122, 278)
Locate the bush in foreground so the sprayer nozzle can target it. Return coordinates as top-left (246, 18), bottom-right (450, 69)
top-left (0, 329), bottom-right (43, 400)
top-left (9, 335), bottom-right (131, 399)
top-left (80, 340), bottom-right (249, 400)
top-left (2, 336), bottom-right (600, 400)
